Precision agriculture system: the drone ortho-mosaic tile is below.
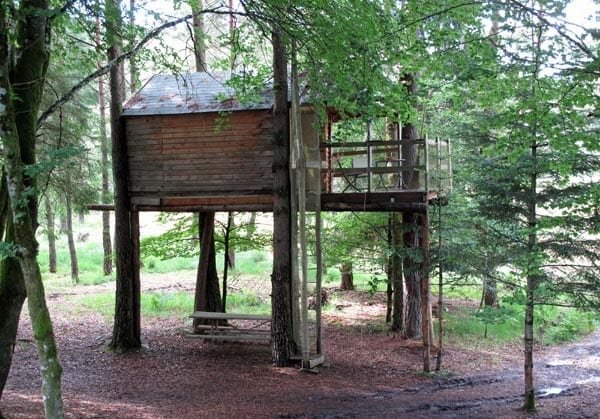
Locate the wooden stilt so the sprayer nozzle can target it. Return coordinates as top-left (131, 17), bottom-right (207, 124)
top-left (315, 210), bottom-right (323, 355)
top-left (130, 210), bottom-right (141, 340)
top-left (193, 212), bottom-right (214, 329)
top-left (421, 210), bottom-right (431, 373)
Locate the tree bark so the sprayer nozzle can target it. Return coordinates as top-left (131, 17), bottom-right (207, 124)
top-left (227, 212), bottom-right (236, 269)
top-left (192, 0), bottom-right (207, 72)
top-left (401, 73), bottom-right (422, 339)
top-left (189, 0), bottom-right (224, 323)
top-left (223, 213), bottom-right (234, 308)
top-left (523, 143), bottom-right (539, 411)
top-left (435, 204), bottom-right (444, 372)
top-left (339, 261), bottom-right (354, 291)
top-left (390, 212), bottom-right (403, 331)
top-left (0, 2), bottom-right (64, 416)
top-left (483, 278), bottom-right (498, 307)
top-left (271, 29), bottom-right (294, 366)
top-left (128, 0), bottom-right (139, 94)
top-left (107, 0), bottom-right (140, 352)
top-left (403, 212), bottom-right (422, 339)
top-left (421, 211), bottom-right (431, 372)
top-left (0, 217), bottom-right (26, 402)
top-left (193, 212), bottom-right (224, 329)
top-left (65, 187), bottom-right (79, 283)
top-left (96, 14), bottom-right (113, 276)
top-left (45, 196), bottom-right (57, 273)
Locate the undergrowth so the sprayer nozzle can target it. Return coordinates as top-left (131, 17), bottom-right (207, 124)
top-left (70, 290), bottom-right (270, 319)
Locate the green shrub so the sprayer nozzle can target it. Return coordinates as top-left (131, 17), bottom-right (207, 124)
top-left (540, 310), bottom-right (595, 345)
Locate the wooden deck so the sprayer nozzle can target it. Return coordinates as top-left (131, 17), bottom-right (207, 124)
top-left (99, 190), bottom-right (440, 213)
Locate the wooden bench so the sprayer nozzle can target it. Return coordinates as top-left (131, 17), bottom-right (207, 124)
top-left (188, 311), bottom-right (271, 343)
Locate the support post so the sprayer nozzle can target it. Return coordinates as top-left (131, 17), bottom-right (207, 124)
top-left (131, 210), bottom-right (141, 339)
top-left (271, 29), bottom-right (294, 367)
top-left (109, 39), bottom-right (140, 351)
top-left (367, 119), bottom-right (372, 192)
top-left (315, 210), bottom-right (323, 355)
top-left (194, 212), bottom-right (214, 328)
top-left (421, 209), bottom-right (431, 372)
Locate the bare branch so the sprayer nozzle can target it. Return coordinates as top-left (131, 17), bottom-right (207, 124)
top-left (507, 0), bottom-right (597, 61)
top-left (38, 6), bottom-right (249, 126)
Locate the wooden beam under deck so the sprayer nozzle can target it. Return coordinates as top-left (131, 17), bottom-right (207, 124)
top-left (90, 191), bottom-right (440, 213)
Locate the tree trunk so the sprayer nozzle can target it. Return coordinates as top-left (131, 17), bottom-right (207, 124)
top-left (0, 217), bottom-right (27, 402)
top-left (96, 15), bottom-right (113, 276)
top-left (65, 188), bottom-right (79, 283)
top-left (190, 0), bottom-right (223, 325)
top-left (107, 0), bottom-right (140, 352)
top-left (227, 212), bottom-right (235, 269)
top-left (523, 143), bottom-right (539, 411)
top-left (192, 0), bottom-right (207, 72)
top-left (339, 261), bottom-right (354, 291)
top-left (421, 211), bottom-right (431, 372)
top-left (60, 214), bottom-right (67, 234)
top-left (128, 0), bottom-right (139, 94)
top-left (404, 212), bottom-right (422, 339)
top-left (483, 278), bottom-right (498, 307)
top-left (246, 212), bottom-right (257, 239)
top-left (223, 213), bottom-right (234, 309)
top-left (401, 73), bottom-right (422, 339)
top-left (271, 29), bottom-right (294, 367)
top-left (435, 204), bottom-right (444, 372)
top-left (0, 2), bottom-right (65, 415)
top-left (390, 212), bottom-right (403, 331)
top-left (45, 196), bottom-right (57, 273)
top-left (193, 212), bottom-right (224, 329)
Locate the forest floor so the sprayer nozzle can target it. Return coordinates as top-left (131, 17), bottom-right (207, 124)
top-left (2, 273), bottom-right (600, 418)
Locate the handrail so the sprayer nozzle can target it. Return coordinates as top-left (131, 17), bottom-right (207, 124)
top-left (321, 137), bottom-right (451, 194)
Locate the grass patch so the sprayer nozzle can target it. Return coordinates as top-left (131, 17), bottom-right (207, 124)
top-left (69, 289), bottom-right (270, 319)
top-left (142, 255), bottom-right (197, 273)
top-left (537, 308), bottom-right (596, 345)
top-left (226, 250), bottom-right (273, 276)
top-left (143, 292), bottom-right (194, 317)
top-left (444, 303), bottom-right (596, 348)
top-left (444, 305), bottom-right (523, 347)
top-left (226, 292), bottom-right (271, 315)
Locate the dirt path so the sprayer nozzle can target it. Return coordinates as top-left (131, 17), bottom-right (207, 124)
top-left (1, 284), bottom-right (599, 418)
top-left (283, 330), bottom-right (600, 418)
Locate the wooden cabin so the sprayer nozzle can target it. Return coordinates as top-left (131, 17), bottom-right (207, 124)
top-left (121, 71), bottom-right (450, 213)
top-left (110, 71), bottom-right (451, 367)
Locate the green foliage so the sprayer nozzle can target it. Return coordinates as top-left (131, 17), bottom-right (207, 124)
top-left (142, 256), bottom-right (197, 274)
top-left (141, 213), bottom-right (271, 261)
top-left (445, 302), bottom-right (596, 347)
top-left (0, 242), bottom-right (19, 261)
top-left (322, 212), bottom-right (388, 275)
top-left (143, 292), bottom-right (194, 318)
top-left (69, 289), bottom-right (270, 319)
top-left (540, 310), bottom-right (596, 345)
top-left (226, 292), bottom-right (270, 315)
top-left (228, 250), bottom-right (272, 275)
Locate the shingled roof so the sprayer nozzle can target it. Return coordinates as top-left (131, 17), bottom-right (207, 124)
top-left (122, 71), bottom-right (275, 116)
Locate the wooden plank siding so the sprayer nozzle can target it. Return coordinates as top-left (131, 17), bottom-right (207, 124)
top-left (125, 110), bottom-right (274, 200)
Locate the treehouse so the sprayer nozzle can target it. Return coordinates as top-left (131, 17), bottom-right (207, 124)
top-left (113, 71), bottom-right (451, 368)
top-left (121, 71), bottom-right (451, 213)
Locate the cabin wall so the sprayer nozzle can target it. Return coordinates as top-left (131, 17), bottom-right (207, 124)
top-left (125, 110), bottom-right (274, 206)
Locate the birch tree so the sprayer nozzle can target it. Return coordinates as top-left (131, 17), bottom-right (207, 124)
top-left (0, 1), bottom-right (64, 416)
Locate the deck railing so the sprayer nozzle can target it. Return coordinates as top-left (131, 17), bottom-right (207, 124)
top-left (320, 137), bottom-right (451, 194)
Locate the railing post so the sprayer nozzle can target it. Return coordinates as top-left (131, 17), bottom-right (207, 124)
top-left (447, 138), bottom-right (453, 192)
top-left (367, 119), bottom-right (372, 192)
top-left (424, 135), bottom-right (429, 192)
top-left (436, 136), bottom-right (441, 192)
